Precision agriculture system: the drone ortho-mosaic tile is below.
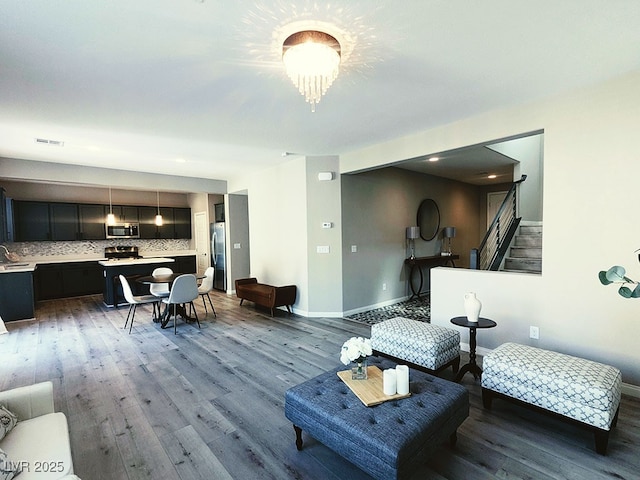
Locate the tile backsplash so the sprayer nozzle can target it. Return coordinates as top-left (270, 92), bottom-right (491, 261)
top-left (6, 239), bottom-right (190, 258)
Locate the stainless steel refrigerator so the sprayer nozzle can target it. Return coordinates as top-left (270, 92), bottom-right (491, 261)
top-left (211, 222), bottom-right (226, 291)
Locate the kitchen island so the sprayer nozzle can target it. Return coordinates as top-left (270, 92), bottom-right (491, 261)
top-left (99, 257), bottom-right (175, 307)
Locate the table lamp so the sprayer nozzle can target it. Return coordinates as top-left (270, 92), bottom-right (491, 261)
top-left (406, 226), bottom-right (420, 259)
top-left (443, 226), bottom-right (456, 255)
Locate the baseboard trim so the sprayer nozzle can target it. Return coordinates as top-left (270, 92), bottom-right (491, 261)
top-left (342, 296), bottom-right (411, 318)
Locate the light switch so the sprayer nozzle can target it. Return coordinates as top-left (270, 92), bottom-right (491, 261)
top-left (316, 245), bottom-right (330, 254)
top-left (321, 222), bottom-right (333, 229)
top-left (351, 245), bottom-right (357, 253)
top-left (233, 243), bottom-right (241, 249)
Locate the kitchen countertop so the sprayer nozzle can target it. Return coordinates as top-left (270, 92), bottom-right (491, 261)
top-left (98, 257), bottom-right (176, 267)
top-left (19, 251), bottom-right (196, 265)
top-left (0, 263), bottom-right (37, 274)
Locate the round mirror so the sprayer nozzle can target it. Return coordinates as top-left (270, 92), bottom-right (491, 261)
top-left (417, 198), bottom-right (440, 241)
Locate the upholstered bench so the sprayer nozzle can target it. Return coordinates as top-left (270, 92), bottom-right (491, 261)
top-left (371, 317), bottom-right (460, 374)
top-left (481, 342), bottom-right (622, 454)
top-left (284, 356), bottom-right (469, 480)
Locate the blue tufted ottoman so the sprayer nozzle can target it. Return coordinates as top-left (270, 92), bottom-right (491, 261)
top-left (481, 342), bottom-right (622, 454)
top-left (284, 357), bottom-right (469, 480)
top-left (371, 317), bottom-right (460, 374)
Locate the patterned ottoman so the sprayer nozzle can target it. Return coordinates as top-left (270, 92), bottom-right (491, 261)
top-left (481, 342), bottom-right (622, 454)
top-left (371, 317), bottom-right (460, 374)
top-left (284, 357), bottom-right (469, 480)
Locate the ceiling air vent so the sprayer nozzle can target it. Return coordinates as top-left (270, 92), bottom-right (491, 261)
top-left (35, 138), bottom-right (64, 147)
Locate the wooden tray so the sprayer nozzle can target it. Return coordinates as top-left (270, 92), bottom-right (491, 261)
top-left (337, 365), bottom-right (411, 406)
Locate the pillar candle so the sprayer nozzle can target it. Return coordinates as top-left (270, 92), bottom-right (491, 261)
top-left (396, 365), bottom-right (409, 395)
top-left (383, 369), bottom-right (397, 396)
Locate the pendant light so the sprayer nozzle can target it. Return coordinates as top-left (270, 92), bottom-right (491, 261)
top-left (155, 190), bottom-right (163, 226)
top-left (106, 187), bottom-right (116, 225)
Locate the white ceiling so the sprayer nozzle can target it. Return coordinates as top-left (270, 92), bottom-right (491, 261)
top-left (1, 1), bottom-right (639, 186)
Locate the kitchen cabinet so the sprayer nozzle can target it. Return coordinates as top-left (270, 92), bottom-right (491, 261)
top-left (138, 206), bottom-right (159, 239)
top-left (50, 203), bottom-right (79, 240)
top-left (138, 206), bottom-right (191, 239)
top-left (0, 270), bottom-right (35, 321)
top-left (0, 188), bottom-right (7, 243)
top-left (34, 262), bottom-right (103, 300)
top-left (110, 205), bottom-right (139, 223)
top-left (14, 201), bottom-right (51, 241)
top-left (173, 208), bottom-right (192, 239)
top-left (79, 204), bottom-right (107, 240)
top-left (13, 200), bottom-right (191, 241)
top-left (171, 255), bottom-right (196, 274)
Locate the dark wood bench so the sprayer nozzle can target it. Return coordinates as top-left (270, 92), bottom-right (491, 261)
top-left (235, 277), bottom-right (296, 316)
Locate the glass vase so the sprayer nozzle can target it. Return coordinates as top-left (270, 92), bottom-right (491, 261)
top-left (351, 357), bottom-right (368, 380)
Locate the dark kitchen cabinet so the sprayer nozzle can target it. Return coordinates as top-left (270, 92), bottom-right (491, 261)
top-left (173, 208), bottom-right (192, 239)
top-left (79, 204), bottom-right (107, 240)
top-left (0, 188), bottom-right (7, 243)
top-left (0, 271), bottom-right (35, 321)
top-left (14, 201), bottom-right (51, 241)
top-left (50, 203), bottom-right (79, 240)
top-left (171, 255), bottom-right (196, 274)
top-left (157, 207), bottom-right (175, 239)
top-left (35, 262), bottom-right (103, 300)
top-left (138, 206), bottom-right (191, 239)
top-left (110, 205), bottom-right (139, 223)
top-left (138, 206), bottom-right (159, 239)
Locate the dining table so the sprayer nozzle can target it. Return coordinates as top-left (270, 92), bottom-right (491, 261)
top-left (136, 273), bottom-right (204, 328)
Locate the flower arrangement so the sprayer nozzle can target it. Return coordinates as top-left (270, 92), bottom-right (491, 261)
top-left (599, 265), bottom-right (640, 298)
top-left (599, 252), bottom-right (640, 298)
top-left (340, 336), bottom-right (372, 365)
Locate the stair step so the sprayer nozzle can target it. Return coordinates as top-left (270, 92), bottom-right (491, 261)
top-left (509, 246), bottom-right (542, 258)
top-left (514, 235), bottom-right (542, 247)
top-left (519, 225), bottom-right (542, 235)
top-left (505, 257), bottom-right (542, 272)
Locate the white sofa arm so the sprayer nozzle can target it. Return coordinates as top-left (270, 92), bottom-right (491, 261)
top-left (0, 381), bottom-right (55, 420)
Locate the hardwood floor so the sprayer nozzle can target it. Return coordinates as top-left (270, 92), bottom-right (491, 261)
top-left (1, 292), bottom-right (638, 480)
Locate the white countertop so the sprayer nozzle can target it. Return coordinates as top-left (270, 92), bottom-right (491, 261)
top-left (98, 257), bottom-right (176, 267)
top-left (0, 263), bottom-right (37, 273)
top-left (20, 251), bottom-right (196, 265)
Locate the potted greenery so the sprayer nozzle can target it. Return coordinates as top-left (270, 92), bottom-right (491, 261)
top-left (599, 255), bottom-right (640, 298)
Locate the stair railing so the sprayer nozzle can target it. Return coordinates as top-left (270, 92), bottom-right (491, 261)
top-left (471, 175), bottom-right (527, 270)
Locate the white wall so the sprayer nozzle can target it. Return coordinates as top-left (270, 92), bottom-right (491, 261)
top-left (342, 70), bottom-right (640, 387)
top-left (242, 157), bottom-right (310, 313)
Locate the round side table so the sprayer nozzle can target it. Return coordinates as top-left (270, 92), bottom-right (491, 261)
top-left (450, 316), bottom-right (497, 382)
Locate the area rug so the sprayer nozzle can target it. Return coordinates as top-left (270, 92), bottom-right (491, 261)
top-left (345, 298), bottom-right (430, 325)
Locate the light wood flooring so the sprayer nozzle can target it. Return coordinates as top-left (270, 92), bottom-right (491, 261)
top-left (1, 292), bottom-right (638, 480)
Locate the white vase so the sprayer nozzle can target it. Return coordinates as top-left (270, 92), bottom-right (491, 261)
top-left (464, 292), bottom-right (481, 323)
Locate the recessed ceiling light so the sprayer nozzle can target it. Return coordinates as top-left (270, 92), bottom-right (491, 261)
top-left (175, 158), bottom-right (186, 163)
top-left (428, 157), bottom-right (439, 162)
top-left (488, 174), bottom-right (497, 179)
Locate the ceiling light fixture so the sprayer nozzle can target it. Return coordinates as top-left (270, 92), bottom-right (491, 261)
top-left (155, 191), bottom-right (163, 226)
top-left (282, 30), bottom-right (341, 112)
top-left (107, 187), bottom-right (116, 225)
top-left (428, 157), bottom-right (439, 162)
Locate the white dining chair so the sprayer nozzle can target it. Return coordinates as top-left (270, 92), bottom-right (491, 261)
top-left (197, 266), bottom-right (216, 317)
top-left (119, 275), bottom-right (159, 333)
top-left (150, 267), bottom-right (173, 298)
top-left (162, 274), bottom-right (200, 334)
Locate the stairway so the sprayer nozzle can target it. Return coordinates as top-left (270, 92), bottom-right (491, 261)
top-left (503, 221), bottom-right (542, 273)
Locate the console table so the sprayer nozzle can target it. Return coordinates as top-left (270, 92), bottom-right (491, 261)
top-left (405, 254), bottom-right (458, 300)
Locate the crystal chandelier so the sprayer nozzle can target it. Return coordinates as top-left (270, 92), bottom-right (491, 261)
top-left (282, 30), bottom-right (341, 112)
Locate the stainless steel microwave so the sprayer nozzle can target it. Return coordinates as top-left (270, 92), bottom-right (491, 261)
top-left (105, 223), bottom-right (140, 239)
